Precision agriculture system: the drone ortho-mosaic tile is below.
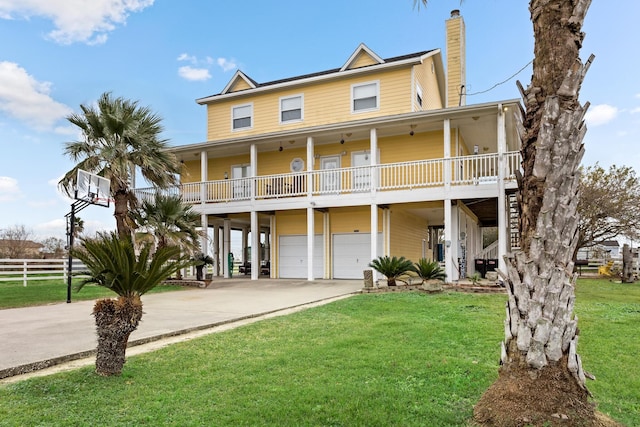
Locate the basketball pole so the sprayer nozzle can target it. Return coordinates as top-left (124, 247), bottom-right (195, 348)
top-left (67, 203), bottom-right (76, 304)
top-left (65, 199), bottom-right (90, 303)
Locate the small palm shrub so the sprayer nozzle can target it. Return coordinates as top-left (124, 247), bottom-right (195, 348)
top-left (192, 252), bottom-right (214, 280)
top-left (413, 258), bottom-right (446, 283)
top-left (468, 272), bottom-right (482, 285)
top-left (368, 256), bottom-right (414, 286)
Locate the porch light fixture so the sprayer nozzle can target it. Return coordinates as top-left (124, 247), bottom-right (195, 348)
top-left (409, 124), bottom-right (417, 136)
top-left (279, 142), bottom-right (283, 152)
top-left (224, 172), bottom-right (228, 179)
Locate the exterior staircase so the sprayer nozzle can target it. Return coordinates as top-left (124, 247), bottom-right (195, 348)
top-left (509, 193), bottom-right (520, 251)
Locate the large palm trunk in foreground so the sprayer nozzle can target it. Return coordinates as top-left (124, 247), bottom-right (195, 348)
top-left (475, 0), bottom-right (594, 425)
top-left (93, 296), bottom-right (143, 376)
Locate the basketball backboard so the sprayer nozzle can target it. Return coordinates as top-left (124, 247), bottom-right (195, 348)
top-left (75, 169), bottom-right (111, 207)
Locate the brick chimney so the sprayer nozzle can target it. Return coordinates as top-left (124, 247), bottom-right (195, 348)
top-left (446, 9), bottom-right (466, 107)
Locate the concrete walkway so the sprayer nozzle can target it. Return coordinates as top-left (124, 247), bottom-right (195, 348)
top-left (0, 279), bottom-right (363, 380)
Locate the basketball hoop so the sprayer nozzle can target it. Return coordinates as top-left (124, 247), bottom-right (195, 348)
top-left (91, 197), bottom-right (114, 208)
top-left (65, 169), bottom-right (112, 304)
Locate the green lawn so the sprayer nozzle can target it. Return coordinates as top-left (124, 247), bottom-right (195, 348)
top-left (0, 279), bottom-right (637, 426)
top-left (0, 279), bottom-right (187, 309)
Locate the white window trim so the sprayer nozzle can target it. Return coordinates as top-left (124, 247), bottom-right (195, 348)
top-left (279, 94), bottom-right (304, 124)
top-left (231, 102), bottom-right (253, 131)
top-left (351, 80), bottom-right (380, 114)
top-left (416, 84), bottom-right (423, 109)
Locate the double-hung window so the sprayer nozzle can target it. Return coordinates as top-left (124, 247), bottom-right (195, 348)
top-left (280, 95), bottom-right (303, 123)
top-left (352, 81), bottom-right (379, 112)
top-left (232, 103), bottom-right (252, 130)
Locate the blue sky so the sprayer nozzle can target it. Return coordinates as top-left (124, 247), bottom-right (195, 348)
top-left (0, 0), bottom-right (638, 241)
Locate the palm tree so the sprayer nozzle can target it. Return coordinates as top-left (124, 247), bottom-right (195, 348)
top-left (192, 252), bottom-right (214, 281)
top-left (59, 92), bottom-right (181, 239)
top-left (72, 232), bottom-right (190, 376)
top-left (133, 193), bottom-right (202, 253)
top-left (412, 258), bottom-right (446, 282)
top-left (369, 255), bottom-right (414, 286)
top-left (72, 217), bottom-right (84, 239)
top-left (415, 1), bottom-right (595, 424)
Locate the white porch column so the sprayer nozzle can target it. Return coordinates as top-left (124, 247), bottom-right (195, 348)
top-left (250, 143), bottom-right (257, 199)
top-left (223, 219), bottom-right (231, 279)
top-left (443, 119), bottom-right (451, 188)
top-left (213, 225), bottom-right (220, 276)
top-left (323, 211), bottom-right (330, 279)
top-left (307, 137), bottom-right (314, 196)
top-left (200, 150), bottom-right (207, 203)
top-left (270, 214), bottom-right (276, 278)
top-left (370, 128), bottom-right (378, 194)
top-left (200, 214), bottom-right (208, 255)
top-left (264, 228), bottom-right (270, 263)
top-left (371, 204), bottom-right (378, 278)
top-left (307, 207), bottom-right (315, 281)
top-left (497, 104), bottom-right (508, 274)
top-left (242, 227), bottom-right (249, 263)
top-left (444, 199), bottom-right (453, 281)
top-left (250, 211), bottom-right (259, 280)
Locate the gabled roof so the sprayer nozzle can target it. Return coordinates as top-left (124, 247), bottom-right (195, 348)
top-left (340, 43), bottom-right (385, 71)
top-left (198, 45), bottom-right (437, 104)
top-left (220, 70), bottom-right (259, 95)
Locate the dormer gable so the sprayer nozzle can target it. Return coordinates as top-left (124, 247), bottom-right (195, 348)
top-left (340, 43), bottom-right (385, 71)
top-left (221, 70), bottom-right (258, 94)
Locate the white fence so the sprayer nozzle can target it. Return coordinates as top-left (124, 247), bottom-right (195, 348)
top-left (0, 259), bottom-right (87, 287)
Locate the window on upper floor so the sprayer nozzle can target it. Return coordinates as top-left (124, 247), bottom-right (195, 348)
top-left (232, 103), bottom-right (253, 130)
top-left (416, 85), bottom-right (423, 109)
top-left (280, 95), bottom-right (303, 123)
top-left (352, 81), bottom-right (379, 113)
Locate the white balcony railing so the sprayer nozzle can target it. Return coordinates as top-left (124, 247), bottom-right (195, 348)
top-left (134, 152), bottom-right (521, 204)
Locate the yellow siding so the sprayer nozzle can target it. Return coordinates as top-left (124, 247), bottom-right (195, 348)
top-left (330, 206), bottom-right (381, 234)
top-left (181, 131), bottom-right (448, 184)
top-left (276, 210), bottom-right (323, 235)
top-left (415, 58), bottom-right (443, 110)
top-left (378, 131), bottom-right (444, 164)
top-left (348, 52), bottom-right (378, 69)
top-left (229, 78), bottom-right (252, 92)
top-left (206, 68), bottom-right (413, 141)
top-left (389, 206), bottom-right (429, 261)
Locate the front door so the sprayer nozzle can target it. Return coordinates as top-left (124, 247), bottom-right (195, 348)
top-left (232, 164), bottom-right (251, 198)
top-left (320, 156), bottom-right (341, 193)
top-left (351, 151), bottom-right (371, 191)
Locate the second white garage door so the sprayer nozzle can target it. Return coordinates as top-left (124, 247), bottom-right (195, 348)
top-left (333, 233), bottom-right (383, 279)
top-left (279, 235), bottom-right (324, 279)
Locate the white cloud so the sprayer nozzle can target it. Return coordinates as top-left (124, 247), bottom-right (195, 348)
top-left (585, 104), bottom-right (618, 127)
top-left (631, 107), bottom-right (640, 114)
top-left (177, 53), bottom-right (197, 63)
top-left (0, 176), bottom-right (22, 202)
top-left (217, 57), bottom-right (237, 72)
top-left (0, 0), bottom-right (154, 44)
top-left (0, 61), bottom-right (72, 130)
top-left (178, 66), bottom-right (211, 82)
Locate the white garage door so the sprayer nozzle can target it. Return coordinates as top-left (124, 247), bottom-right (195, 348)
top-left (279, 235), bottom-right (324, 279)
top-left (333, 233), bottom-right (383, 279)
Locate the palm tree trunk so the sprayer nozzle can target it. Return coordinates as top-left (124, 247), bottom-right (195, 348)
top-left (93, 296), bottom-right (143, 376)
top-left (113, 191), bottom-right (132, 239)
top-left (475, 1), bottom-right (595, 424)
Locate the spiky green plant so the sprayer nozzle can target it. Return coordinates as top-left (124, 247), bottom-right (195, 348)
top-left (413, 258), bottom-right (446, 283)
top-left (192, 252), bottom-right (214, 281)
top-left (72, 232), bottom-right (191, 376)
top-left (368, 255), bottom-right (414, 286)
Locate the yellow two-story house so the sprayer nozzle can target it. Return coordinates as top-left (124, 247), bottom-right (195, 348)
top-left (137, 10), bottom-right (521, 282)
